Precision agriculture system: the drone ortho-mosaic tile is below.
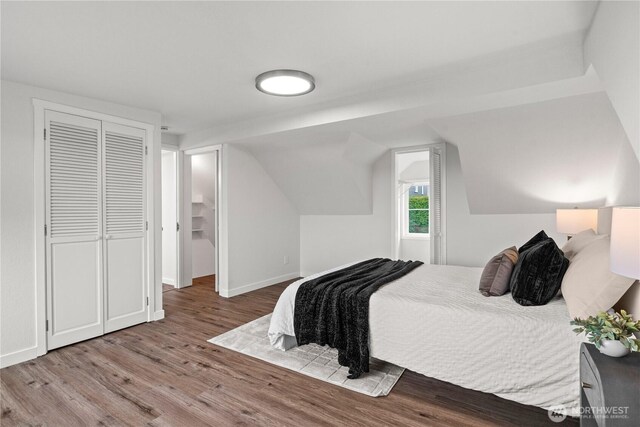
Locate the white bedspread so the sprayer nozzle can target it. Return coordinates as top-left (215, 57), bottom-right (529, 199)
top-left (268, 263), bottom-right (583, 415)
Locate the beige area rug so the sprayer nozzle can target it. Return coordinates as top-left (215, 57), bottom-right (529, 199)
top-left (207, 314), bottom-right (404, 397)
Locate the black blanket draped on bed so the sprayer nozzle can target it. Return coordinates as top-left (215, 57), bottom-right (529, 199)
top-left (293, 258), bottom-right (423, 379)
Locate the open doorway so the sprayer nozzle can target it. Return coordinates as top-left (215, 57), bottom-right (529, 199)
top-left (392, 144), bottom-right (446, 264)
top-left (161, 149), bottom-right (179, 291)
top-left (395, 150), bottom-right (430, 263)
top-left (183, 146), bottom-right (221, 292)
top-left (190, 152), bottom-right (216, 285)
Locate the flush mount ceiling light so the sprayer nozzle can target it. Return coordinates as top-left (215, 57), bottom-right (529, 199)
top-left (255, 69), bottom-right (315, 96)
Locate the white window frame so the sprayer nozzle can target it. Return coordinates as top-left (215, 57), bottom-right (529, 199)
top-left (402, 182), bottom-right (430, 240)
top-left (391, 143), bottom-right (446, 264)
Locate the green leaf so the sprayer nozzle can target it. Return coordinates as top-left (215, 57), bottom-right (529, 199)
top-left (569, 309), bottom-right (640, 347)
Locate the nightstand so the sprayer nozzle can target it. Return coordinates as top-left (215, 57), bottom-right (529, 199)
top-left (579, 343), bottom-right (639, 426)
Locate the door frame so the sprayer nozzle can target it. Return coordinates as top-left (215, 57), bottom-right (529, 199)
top-left (33, 99), bottom-right (156, 356)
top-left (391, 143), bottom-right (447, 264)
top-left (161, 145), bottom-right (182, 289)
top-left (183, 145), bottom-right (225, 294)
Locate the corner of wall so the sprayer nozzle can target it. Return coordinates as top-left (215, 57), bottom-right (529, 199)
top-left (225, 144), bottom-right (301, 295)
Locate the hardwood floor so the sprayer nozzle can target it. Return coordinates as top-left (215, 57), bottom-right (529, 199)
top-left (163, 275), bottom-right (215, 293)
top-left (1, 278), bottom-right (577, 426)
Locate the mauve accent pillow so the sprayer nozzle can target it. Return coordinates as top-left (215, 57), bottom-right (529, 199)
top-left (510, 236), bottom-right (569, 306)
top-left (479, 247), bottom-right (519, 297)
top-left (561, 229), bottom-right (605, 261)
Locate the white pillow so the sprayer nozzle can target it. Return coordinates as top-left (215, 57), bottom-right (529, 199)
top-left (561, 229), bottom-right (605, 261)
top-left (561, 237), bottom-right (635, 319)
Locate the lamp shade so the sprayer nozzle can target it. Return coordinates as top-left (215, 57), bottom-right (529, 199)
top-left (610, 207), bottom-right (640, 280)
top-left (556, 208), bottom-right (598, 235)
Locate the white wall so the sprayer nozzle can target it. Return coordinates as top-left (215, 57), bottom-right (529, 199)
top-left (181, 153), bottom-right (193, 286)
top-left (584, 0), bottom-right (640, 162)
top-left (445, 144), bottom-right (564, 267)
top-left (429, 92), bottom-right (631, 214)
top-left (161, 151), bottom-right (177, 285)
top-left (300, 144), bottom-right (567, 274)
top-left (224, 145), bottom-right (300, 296)
top-left (161, 133), bottom-right (180, 147)
top-left (400, 239), bottom-right (430, 263)
top-left (300, 152), bottom-right (393, 276)
top-left (606, 136), bottom-right (640, 206)
top-left (0, 80), bottom-right (162, 367)
top-left (242, 131), bottom-right (384, 215)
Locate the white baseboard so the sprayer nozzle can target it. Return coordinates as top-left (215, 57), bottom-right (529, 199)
top-left (0, 346), bottom-right (39, 368)
top-left (153, 310), bottom-right (165, 321)
top-left (177, 281), bottom-right (192, 289)
top-left (162, 277), bottom-right (176, 286)
top-left (221, 272), bottom-right (300, 298)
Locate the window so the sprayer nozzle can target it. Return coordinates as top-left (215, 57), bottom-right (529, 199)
top-left (404, 183), bottom-right (429, 237)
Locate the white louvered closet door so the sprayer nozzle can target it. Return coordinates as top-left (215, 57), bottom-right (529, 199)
top-left (45, 111), bottom-right (104, 350)
top-left (102, 122), bottom-right (148, 333)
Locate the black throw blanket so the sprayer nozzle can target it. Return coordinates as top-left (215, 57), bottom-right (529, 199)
top-left (294, 258), bottom-right (423, 379)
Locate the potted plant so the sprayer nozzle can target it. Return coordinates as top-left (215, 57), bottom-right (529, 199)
top-left (571, 310), bottom-right (640, 357)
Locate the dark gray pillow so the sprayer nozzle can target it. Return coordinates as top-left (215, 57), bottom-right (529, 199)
top-left (510, 235), bottom-right (569, 306)
top-left (479, 247), bottom-right (518, 297)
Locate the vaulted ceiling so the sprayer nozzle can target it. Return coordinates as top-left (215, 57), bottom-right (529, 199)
top-left (2, 1), bottom-right (597, 135)
top-left (4, 1), bottom-right (637, 215)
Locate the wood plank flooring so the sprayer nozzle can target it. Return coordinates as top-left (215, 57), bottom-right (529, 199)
top-left (1, 277), bottom-right (577, 426)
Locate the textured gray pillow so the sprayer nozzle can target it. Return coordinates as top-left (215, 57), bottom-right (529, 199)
top-left (479, 247), bottom-right (519, 297)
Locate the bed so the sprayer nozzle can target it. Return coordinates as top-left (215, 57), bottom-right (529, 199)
top-left (268, 208), bottom-right (637, 417)
top-left (269, 262), bottom-right (584, 415)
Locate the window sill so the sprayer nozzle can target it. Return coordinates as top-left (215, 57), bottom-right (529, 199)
top-left (401, 234), bottom-right (430, 241)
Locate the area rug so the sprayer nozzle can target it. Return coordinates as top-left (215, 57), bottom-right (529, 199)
top-left (207, 314), bottom-right (405, 397)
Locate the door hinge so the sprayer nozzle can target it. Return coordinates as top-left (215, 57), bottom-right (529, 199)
top-left (44, 224), bottom-right (47, 236)
top-left (145, 221), bottom-right (148, 231)
top-left (145, 146), bottom-right (148, 155)
top-left (146, 297), bottom-right (149, 306)
top-left (46, 320), bottom-right (49, 331)
top-left (176, 222), bottom-right (180, 231)
top-left (44, 128), bottom-right (47, 140)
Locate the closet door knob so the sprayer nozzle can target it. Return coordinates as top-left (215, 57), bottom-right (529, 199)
top-left (581, 382), bottom-right (592, 389)
top-left (105, 234), bottom-right (112, 240)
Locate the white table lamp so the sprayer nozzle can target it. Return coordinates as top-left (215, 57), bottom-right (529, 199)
top-left (556, 208), bottom-right (598, 237)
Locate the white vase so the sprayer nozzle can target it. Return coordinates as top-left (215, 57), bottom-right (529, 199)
top-left (598, 340), bottom-right (630, 357)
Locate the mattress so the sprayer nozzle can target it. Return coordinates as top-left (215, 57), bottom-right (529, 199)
top-left (268, 262), bottom-right (584, 415)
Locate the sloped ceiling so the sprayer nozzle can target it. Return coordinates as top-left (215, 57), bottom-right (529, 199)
top-left (240, 131), bottom-right (386, 215)
top-left (428, 91), bottom-right (637, 214)
top-left (1, 1), bottom-right (597, 134)
top-left (4, 2), bottom-right (629, 216)
top-left (227, 71), bottom-right (633, 216)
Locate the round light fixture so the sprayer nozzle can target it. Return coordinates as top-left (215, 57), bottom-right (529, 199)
top-left (255, 69), bottom-right (315, 96)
